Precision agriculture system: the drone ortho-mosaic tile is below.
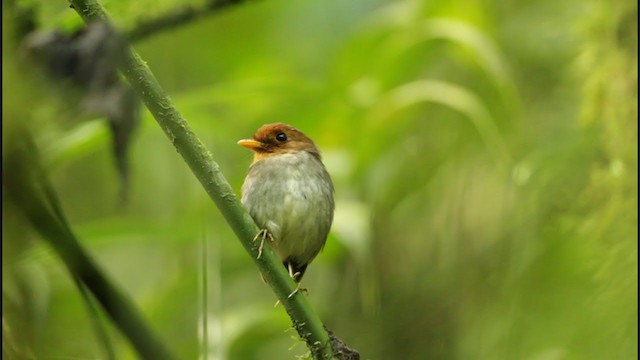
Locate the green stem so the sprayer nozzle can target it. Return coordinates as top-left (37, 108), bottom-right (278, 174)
top-left (69, 0), bottom-right (334, 358)
top-left (3, 130), bottom-right (176, 360)
top-left (126, 0), bottom-right (249, 42)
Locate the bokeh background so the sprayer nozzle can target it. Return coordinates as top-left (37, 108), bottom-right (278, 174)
top-left (3, 0), bottom-right (637, 359)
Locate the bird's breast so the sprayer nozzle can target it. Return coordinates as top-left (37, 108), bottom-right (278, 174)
top-left (241, 152), bottom-right (334, 264)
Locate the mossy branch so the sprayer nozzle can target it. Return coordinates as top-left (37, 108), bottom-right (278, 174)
top-left (69, 0), bottom-right (334, 358)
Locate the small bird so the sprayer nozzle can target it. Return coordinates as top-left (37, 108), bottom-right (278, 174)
top-left (238, 123), bottom-right (334, 293)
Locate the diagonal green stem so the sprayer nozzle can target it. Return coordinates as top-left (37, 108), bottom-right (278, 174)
top-left (3, 130), bottom-right (176, 360)
top-left (126, 0), bottom-right (250, 42)
top-left (69, 0), bottom-right (334, 358)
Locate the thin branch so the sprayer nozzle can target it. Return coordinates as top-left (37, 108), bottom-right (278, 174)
top-left (126, 0), bottom-right (251, 42)
top-left (69, 0), bottom-right (335, 358)
top-left (3, 129), bottom-right (176, 360)
top-left (72, 275), bottom-right (116, 360)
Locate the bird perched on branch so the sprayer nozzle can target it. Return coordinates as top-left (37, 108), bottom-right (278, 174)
top-left (238, 123), bottom-right (334, 296)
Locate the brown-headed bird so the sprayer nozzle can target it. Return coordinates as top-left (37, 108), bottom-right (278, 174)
top-left (238, 123), bottom-right (334, 294)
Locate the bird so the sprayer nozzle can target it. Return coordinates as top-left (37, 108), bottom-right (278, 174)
top-left (238, 123), bottom-right (334, 296)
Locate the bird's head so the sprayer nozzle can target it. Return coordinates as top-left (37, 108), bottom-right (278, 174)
top-left (238, 123), bottom-right (320, 162)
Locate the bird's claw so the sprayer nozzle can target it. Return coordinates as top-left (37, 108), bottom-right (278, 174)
top-left (286, 263), bottom-right (302, 281)
top-left (285, 263), bottom-right (307, 297)
top-left (252, 229), bottom-right (273, 259)
top-left (273, 285), bottom-right (309, 307)
top-left (287, 283), bottom-right (308, 299)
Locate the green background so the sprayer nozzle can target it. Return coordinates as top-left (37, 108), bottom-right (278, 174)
top-left (3, 0), bottom-right (637, 359)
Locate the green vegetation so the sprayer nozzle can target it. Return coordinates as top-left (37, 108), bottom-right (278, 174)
top-left (3, 0), bottom-right (637, 359)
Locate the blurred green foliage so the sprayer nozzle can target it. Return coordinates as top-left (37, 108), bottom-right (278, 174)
top-left (3, 0), bottom-right (637, 359)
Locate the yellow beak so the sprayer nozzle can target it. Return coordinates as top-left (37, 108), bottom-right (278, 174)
top-left (237, 139), bottom-right (263, 151)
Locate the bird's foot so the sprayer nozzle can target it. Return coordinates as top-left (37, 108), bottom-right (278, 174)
top-left (272, 272), bottom-right (308, 307)
top-left (287, 264), bottom-right (302, 281)
top-left (252, 229), bottom-right (273, 259)
top-left (272, 285), bottom-right (309, 307)
top-left (287, 283), bottom-right (309, 299)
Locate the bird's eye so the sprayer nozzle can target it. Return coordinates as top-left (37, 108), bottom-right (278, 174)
top-left (275, 132), bottom-right (287, 142)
